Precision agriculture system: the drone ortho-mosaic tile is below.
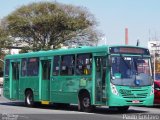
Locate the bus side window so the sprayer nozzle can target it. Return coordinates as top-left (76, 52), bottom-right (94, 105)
top-left (60, 55), bottom-right (75, 76)
top-left (76, 54), bottom-right (92, 75)
top-left (53, 56), bottom-right (60, 76)
top-left (27, 58), bottom-right (39, 76)
top-left (21, 58), bottom-right (27, 76)
top-left (12, 62), bottom-right (19, 80)
top-left (5, 59), bottom-right (10, 77)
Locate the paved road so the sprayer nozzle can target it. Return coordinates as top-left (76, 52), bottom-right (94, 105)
top-left (0, 90), bottom-right (160, 120)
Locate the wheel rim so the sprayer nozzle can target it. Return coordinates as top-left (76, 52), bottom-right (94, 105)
top-left (27, 94), bottom-right (32, 105)
top-left (83, 97), bottom-right (90, 108)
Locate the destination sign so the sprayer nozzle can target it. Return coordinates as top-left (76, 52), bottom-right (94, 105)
top-left (109, 47), bottom-right (150, 55)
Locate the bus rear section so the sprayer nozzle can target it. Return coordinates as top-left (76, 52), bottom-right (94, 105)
top-left (107, 46), bottom-right (154, 111)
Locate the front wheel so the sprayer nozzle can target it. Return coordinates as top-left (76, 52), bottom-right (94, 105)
top-left (25, 91), bottom-right (34, 107)
top-left (117, 106), bottom-right (129, 112)
top-left (79, 93), bottom-right (94, 112)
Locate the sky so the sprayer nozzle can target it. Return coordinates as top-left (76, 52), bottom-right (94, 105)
top-left (0, 0), bottom-right (160, 47)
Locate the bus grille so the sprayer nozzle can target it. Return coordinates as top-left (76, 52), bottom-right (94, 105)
top-left (119, 89), bottom-right (148, 98)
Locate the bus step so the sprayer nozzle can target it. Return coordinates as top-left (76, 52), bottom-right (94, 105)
top-left (41, 101), bottom-right (50, 105)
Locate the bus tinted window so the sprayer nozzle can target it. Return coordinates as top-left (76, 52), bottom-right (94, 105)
top-left (53, 56), bottom-right (60, 76)
top-left (27, 58), bottom-right (39, 76)
top-left (21, 58), bottom-right (27, 76)
top-left (76, 54), bottom-right (92, 75)
top-left (12, 62), bottom-right (20, 80)
top-left (5, 59), bottom-right (10, 76)
top-left (60, 55), bottom-right (75, 75)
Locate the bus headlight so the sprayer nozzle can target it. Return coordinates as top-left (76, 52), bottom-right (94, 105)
top-left (110, 83), bottom-right (119, 96)
top-left (150, 84), bottom-right (154, 96)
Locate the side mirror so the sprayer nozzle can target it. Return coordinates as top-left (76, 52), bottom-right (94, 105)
top-left (155, 87), bottom-right (160, 91)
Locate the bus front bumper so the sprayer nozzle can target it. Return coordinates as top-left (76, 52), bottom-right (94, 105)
top-left (108, 95), bottom-right (154, 107)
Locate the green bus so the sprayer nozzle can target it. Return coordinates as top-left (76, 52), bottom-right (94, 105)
top-left (3, 45), bottom-right (154, 112)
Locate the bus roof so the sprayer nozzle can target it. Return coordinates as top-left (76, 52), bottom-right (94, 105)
top-left (4, 45), bottom-right (149, 60)
top-left (5, 45), bottom-right (108, 59)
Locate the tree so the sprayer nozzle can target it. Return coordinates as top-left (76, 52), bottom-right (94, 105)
top-left (0, 25), bottom-right (13, 72)
top-left (4, 2), bottom-right (101, 51)
top-left (63, 27), bottom-right (102, 47)
top-left (0, 26), bottom-right (13, 49)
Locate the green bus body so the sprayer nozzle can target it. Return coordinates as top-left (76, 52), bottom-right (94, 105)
top-left (3, 45), bottom-right (154, 111)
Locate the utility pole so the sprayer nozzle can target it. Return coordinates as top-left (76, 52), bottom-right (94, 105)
top-left (151, 43), bottom-right (158, 81)
top-left (125, 28), bottom-right (128, 45)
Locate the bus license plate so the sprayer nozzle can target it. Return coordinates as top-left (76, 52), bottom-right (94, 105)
top-left (132, 100), bottom-right (140, 103)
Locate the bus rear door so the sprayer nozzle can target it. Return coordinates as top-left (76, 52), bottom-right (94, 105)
top-left (11, 61), bottom-right (20, 99)
top-left (40, 58), bottom-right (51, 102)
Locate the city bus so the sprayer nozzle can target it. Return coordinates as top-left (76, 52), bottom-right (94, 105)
top-left (3, 45), bottom-right (154, 112)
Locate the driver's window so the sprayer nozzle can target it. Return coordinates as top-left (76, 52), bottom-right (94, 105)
top-left (136, 59), bottom-right (150, 74)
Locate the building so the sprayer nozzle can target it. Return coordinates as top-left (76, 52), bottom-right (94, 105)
top-left (148, 40), bottom-right (160, 56)
top-left (148, 40), bottom-right (160, 77)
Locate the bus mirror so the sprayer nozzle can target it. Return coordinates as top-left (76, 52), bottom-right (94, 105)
top-left (155, 87), bottom-right (160, 91)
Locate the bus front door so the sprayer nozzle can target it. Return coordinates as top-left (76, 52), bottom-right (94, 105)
top-left (41, 60), bottom-right (51, 101)
top-left (95, 57), bottom-right (106, 104)
top-left (11, 62), bottom-right (20, 99)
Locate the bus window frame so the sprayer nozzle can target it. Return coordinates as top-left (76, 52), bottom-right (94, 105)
top-left (21, 58), bottom-right (27, 77)
top-left (60, 54), bottom-right (75, 76)
top-left (76, 53), bottom-right (92, 76)
top-left (27, 57), bottom-right (39, 76)
top-left (53, 55), bottom-right (60, 76)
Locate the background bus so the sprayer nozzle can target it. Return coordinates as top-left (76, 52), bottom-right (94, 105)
top-left (3, 45), bottom-right (154, 112)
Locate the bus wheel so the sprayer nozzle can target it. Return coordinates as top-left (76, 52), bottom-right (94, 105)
top-left (79, 92), bottom-right (93, 112)
top-left (25, 91), bottom-right (34, 107)
top-left (117, 106), bottom-right (129, 112)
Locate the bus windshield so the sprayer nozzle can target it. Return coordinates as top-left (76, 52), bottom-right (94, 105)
top-left (111, 56), bottom-right (153, 86)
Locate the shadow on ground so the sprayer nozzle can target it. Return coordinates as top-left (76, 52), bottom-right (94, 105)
top-left (0, 99), bottom-right (149, 115)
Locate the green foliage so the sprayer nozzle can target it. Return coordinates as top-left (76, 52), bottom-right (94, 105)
top-left (0, 26), bottom-right (13, 71)
top-left (5, 2), bottom-right (100, 51)
top-left (0, 27), bottom-right (13, 49)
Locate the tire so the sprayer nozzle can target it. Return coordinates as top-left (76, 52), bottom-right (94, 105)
top-left (25, 90), bottom-right (34, 107)
top-left (79, 92), bottom-right (93, 112)
top-left (117, 106), bottom-right (129, 112)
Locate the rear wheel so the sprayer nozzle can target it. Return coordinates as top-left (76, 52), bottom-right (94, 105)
top-left (79, 92), bottom-right (93, 112)
top-left (25, 91), bottom-right (34, 107)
